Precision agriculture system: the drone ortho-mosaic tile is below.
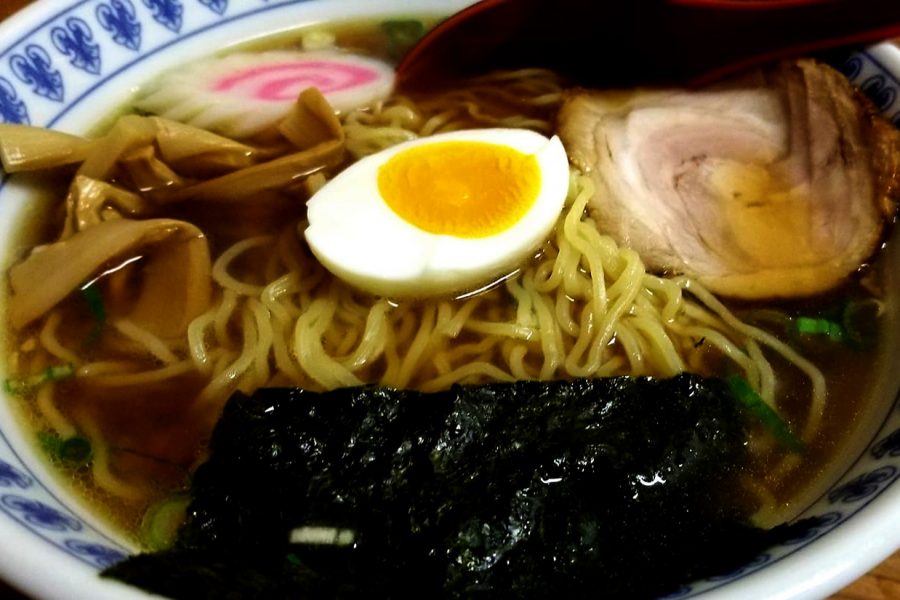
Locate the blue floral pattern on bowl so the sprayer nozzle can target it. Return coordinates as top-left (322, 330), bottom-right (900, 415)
top-left (0, 1), bottom-right (899, 598)
top-left (96, 0), bottom-right (143, 51)
top-left (142, 0), bottom-right (184, 33)
top-left (0, 438), bottom-right (128, 568)
top-left (0, 0), bottom-right (336, 577)
top-left (52, 17), bottom-right (103, 75)
top-left (10, 45), bottom-right (64, 102)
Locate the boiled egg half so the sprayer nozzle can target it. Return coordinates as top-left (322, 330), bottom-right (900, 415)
top-left (304, 128), bottom-right (569, 297)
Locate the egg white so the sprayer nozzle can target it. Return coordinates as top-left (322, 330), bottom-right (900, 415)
top-left (304, 128), bottom-right (570, 298)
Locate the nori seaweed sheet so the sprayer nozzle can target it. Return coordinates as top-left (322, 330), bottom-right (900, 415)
top-left (103, 374), bottom-right (819, 599)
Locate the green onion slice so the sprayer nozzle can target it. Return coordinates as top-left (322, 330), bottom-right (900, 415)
top-left (4, 364), bottom-right (75, 396)
top-left (726, 375), bottom-right (804, 453)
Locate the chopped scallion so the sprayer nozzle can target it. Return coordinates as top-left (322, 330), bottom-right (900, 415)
top-left (286, 553), bottom-right (302, 567)
top-left (725, 375), bottom-right (804, 453)
top-left (794, 316), bottom-right (845, 341)
top-left (38, 431), bottom-right (92, 467)
top-left (842, 298), bottom-right (881, 350)
top-left (4, 364), bottom-right (74, 396)
top-left (59, 436), bottom-right (92, 465)
top-left (140, 495), bottom-right (190, 551)
top-left (380, 19), bottom-right (425, 58)
top-left (80, 283), bottom-right (106, 345)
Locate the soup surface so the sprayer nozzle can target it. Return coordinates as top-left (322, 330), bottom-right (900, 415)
top-left (1, 17), bottom-right (896, 552)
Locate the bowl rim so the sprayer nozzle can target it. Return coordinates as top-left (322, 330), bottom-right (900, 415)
top-left (1, 1), bottom-right (900, 599)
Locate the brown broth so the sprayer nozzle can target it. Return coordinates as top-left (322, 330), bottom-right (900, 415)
top-left (3, 19), bottom-right (896, 545)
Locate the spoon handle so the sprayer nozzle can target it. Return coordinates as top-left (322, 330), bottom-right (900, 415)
top-left (672, 0), bottom-right (840, 6)
top-left (668, 0), bottom-right (900, 85)
top-left (397, 0), bottom-right (900, 88)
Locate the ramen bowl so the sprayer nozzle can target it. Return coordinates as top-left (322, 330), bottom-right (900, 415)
top-left (1, 1), bottom-right (900, 598)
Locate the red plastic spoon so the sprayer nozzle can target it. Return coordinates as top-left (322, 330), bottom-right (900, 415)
top-left (396, 0), bottom-right (900, 88)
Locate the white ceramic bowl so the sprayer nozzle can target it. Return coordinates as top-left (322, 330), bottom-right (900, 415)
top-left (1, 1), bottom-right (900, 598)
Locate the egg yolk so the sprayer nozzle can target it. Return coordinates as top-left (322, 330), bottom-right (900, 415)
top-left (377, 141), bottom-right (542, 238)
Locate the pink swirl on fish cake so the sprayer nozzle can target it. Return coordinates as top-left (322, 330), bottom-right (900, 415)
top-left (211, 60), bottom-right (381, 102)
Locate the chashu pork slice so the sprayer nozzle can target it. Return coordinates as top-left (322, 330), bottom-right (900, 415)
top-left (558, 59), bottom-right (900, 299)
